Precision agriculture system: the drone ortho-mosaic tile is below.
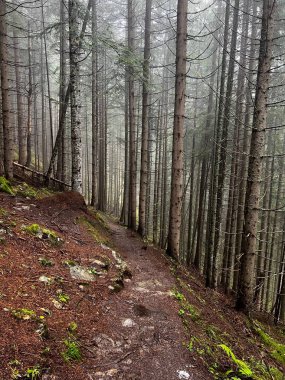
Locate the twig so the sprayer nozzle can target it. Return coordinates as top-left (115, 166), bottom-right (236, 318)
top-left (93, 350), bottom-right (134, 369)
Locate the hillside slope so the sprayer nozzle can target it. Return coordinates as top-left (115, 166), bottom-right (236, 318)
top-left (0, 184), bottom-right (284, 379)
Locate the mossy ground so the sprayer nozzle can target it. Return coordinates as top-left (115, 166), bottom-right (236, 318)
top-left (171, 264), bottom-right (285, 379)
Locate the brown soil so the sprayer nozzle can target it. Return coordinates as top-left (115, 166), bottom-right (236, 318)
top-left (0, 189), bottom-right (284, 380)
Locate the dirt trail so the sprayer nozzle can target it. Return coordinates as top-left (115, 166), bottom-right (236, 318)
top-left (95, 218), bottom-right (209, 380)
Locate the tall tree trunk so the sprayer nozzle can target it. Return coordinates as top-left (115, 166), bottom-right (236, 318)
top-left (46, 0), bottom-right (92, 178)
top-left (41, 0), bottom-right (54, 151)
top-left (0, 0), bottom-right (13, 178)
top-left (166, 0), bottom-right (188, 259)
top-left (205, 0), bottom-right (230, 286)
top-left (212, 0), bottom-right (240, 289)
top-left (57, 0), bottom-right (68, 182)
top-left (120, 69), bottom-right (129, 224)
top-left (26, 25), bottom-right (33, 167)
top-left (91, 0), bottom-right (98, 206)
top-left (13, 29), bottom-right (27, 165)
top-left (69, 0), bottom-right (82, 193)
top-left (236, 0), bottom-right (275, 313)
top-left (233, 0), bottom-right (258, 291)
top-left (127, 0), bottom-right (137, 230)
top-left (138, 0), bottom-right (152, 237)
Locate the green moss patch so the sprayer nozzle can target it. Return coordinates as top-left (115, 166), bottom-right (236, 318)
top-left (0, 177), bottom-right (15, 195)
top-left (253, 321), bottom-right (285, 366)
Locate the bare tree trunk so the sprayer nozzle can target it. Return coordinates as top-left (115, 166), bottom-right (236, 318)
top-left (138, 0), bottom-right (152, 237)
top-left (26, 25), bottom-right (33, 167)
top-left (46, 0), bottom-right (91, 179)
top-left (212, 0), bottom-right (240, 289)
top-left (205, 0), bottom-right (230, 286)
top-left (127, 0), bottom-right (137, 230)
top-left (236, 0), bottom-right (275, 313)
top-left (166, 0), bottom-right (188, 259)
top-left (0, 0), bottom-right (13, 178)
top-left (120, 69), bottom-right (129, 224)
top-left (57, 0), bottom-right (68, 182)
top-left (41, 0), bottom-right (54, 151)
top-left (233, 0), bottom-right (258, 291)
top-left (69, 0), bottom-right (82, 193)
top-left (91, 0), bottom-right (98, 206)
top-left (13, 29), bottom-right (27, 165)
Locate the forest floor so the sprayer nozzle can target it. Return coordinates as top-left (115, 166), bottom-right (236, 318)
top-left (0, 181), bottom-right (285, 379)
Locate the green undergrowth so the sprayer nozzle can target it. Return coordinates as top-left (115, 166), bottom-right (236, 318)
top-left (253, 321), bottom-right (285, 366)
top-left (0, 177), bottom-right (54, 199)
top-left (23, 223), bottom-right (62, 246)
top-left (62, 338), bottom-right (81, 362)
top-left (79, 215), bottom-right (109, 245)
top-left (14, 182), bottom-right (54, 199)
top-left (0, 177), bottom-right (15, 195)
top-left (171, 270), bottom-right (285, 379)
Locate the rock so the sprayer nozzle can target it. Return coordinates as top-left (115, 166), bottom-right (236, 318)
top-left (122, 318), bottom-right (136, 328)
top-left (39, 275), bottom-right (53, 285)
top-left (106, 369), bottom-right (118, 376)
top-left (177, 370), bottom-right (190, 379)
top-left (69, 265), bottom-right (96, 281)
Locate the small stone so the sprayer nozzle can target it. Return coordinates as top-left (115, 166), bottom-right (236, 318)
top-left (39, 275), bottom-right (53, 285)
top-left (106, 369), bottom-right (118, 376)
top-left (177, 370), bottom-right (190, 379)
top-left (51, 299), bottom-right (63, 309)
top-left (122, 318), bottom-right (136, 328)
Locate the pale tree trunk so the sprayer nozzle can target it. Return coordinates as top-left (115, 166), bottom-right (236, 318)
top-left (205, 0), bottom-right (230, 286)
top-left (26, 25), bottom-right (32, 167)
top-left (166, 0), bottom-right (188, 259)
top-left (127, 0), bottom-right (136, 230)
top-left (0, 0), bottom-right (13, 178)
top-left (91, 0), bottom-right (98, 206)
top-left (57, 0), bottom-right (68, 182)
top-left (212, 0), bottom-right (240, 289)
top-left (46, 0), bottom-right (91, 179)
top-left (41, 0), bottom-right (53, 152)
top-left (40, 35), bottom-right (47, 172)
top-left (120, 69), bottom-right (129, 224)
top-left (69, 0), bottom-right (82, 194)
top-left (233, 0), bottom-right (258, 291)
top-left (222, 0), bottom-right (250, 291)
top-left (138, 0), bottom-right (152, 237)
top-left (13, 29), bottom-right (27, 165)
top-left (236, 0), bottom-right (275, 313)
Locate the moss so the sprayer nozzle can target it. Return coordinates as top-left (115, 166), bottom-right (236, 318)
top-left (252, 360), bottom-right (284, 380)
top-left (24, 224), bottom-right (41, 235)
top-left (0, 177), bottom-right (15, 195)
top-left (0, 207), bottom-right (8, 217)
top-left (254, 322), bottom-right (285, 366)
top-left (38, 257), bottom-right (53, 267)
top-left (171, 290), bottom-right (201, 321)
top-left (12, 308), bottom-right (36, 320)
top-left (79, 217), bottom-right (109, 245)
top-left (24, 224), bottom-right (62, 245)
top-left (14, 182), bottom-right (37, 198)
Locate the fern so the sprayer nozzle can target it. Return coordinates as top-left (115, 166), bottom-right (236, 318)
top-left (219, 344), bottom-right (253, 377)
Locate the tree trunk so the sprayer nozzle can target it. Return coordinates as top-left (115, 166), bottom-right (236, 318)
top-left (138, 0), bottom-right (152, 237)
top-left (0, 0), bottom-right (13, 178)
top-left (69, 0), bottom-right (82, 194)
top-left (166, 0), bottom-right (188, 259)
top-left (46, 0), bottom-right (92, 179)
top-left (91, 0), bottom-right (98, 206)
top-left (236, 0), bottom-right (275, 313)
top-left (13, 29), bottom-right (27, 165)
top-left (127, 0), bottom-right (137, 230)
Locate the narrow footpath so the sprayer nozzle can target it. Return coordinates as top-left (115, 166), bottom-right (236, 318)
top-left (94, 218), bottom-right (209, 380)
